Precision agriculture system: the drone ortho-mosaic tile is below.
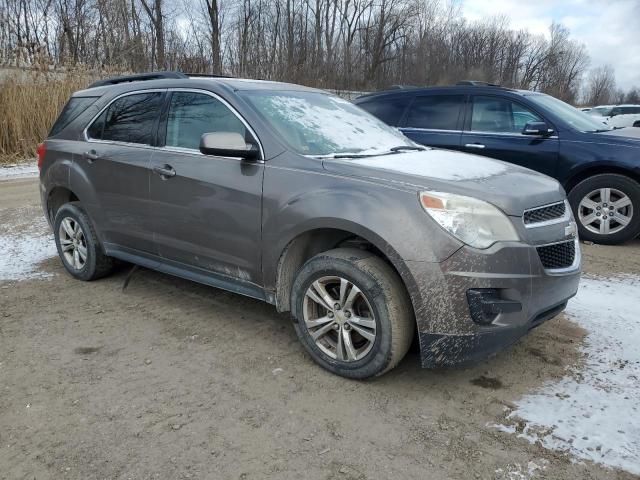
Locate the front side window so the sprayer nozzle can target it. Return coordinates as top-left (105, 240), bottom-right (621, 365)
top-left (470, 96), bottom-right (542, 133)
top-left (165, 92), bottom-right (248, 150)
top-left (240, 91), bottom-right (412, 156)
top-left (87, 92), bottom-right (164, 144)
top-left (404, 95), bottom-right (465, 130)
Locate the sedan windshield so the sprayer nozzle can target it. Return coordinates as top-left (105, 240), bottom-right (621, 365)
top-left (240, 90), bottom-right (415, 156)
top-left (528, 94), bottom-right (611, 133)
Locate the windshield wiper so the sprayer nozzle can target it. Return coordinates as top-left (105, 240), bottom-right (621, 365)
top-left (330, 153), bottom-right (379, 159)
top-left (389, 145), bottom-right (426, 152)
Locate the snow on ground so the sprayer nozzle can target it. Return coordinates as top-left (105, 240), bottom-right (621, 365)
top-left (0, 214), bottom-right (57, 281)
top-left (498, 275), bottom-right (640, 475)
top-left (0, 161), bottom-right (38, 180)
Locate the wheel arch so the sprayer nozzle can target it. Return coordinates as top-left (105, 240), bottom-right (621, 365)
top-left (564, 165), bottom-right (640, 193)
top-left (45, 186), bottom-right (80, 224)
top-left (273, 223), bottom-right (420, 322)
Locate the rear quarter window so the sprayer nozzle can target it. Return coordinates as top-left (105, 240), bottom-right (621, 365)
top-left (357, 96), bottom-right (411, 126)
top-left (49, 96), bottom-right (99, 136)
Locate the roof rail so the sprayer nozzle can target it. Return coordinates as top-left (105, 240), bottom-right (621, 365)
top-left (87, 71), bottom-right (189, 89)
top-left (456, 80), bottom-right (501, 87)
top-left (186, 72), bottom-right (235, 79)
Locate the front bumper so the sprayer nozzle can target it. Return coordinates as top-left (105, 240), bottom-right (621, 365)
top-left (405, 239), bottom-right (581, 368)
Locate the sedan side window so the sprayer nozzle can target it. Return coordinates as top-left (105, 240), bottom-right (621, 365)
top-left (471, 96), bottom-right (542, 133)
top-left (165, 92), bottom-right (248, 150)
top-left (87, 92), bottom-right (164, 144)
top-left (404, 95), bottom-right (465, 130)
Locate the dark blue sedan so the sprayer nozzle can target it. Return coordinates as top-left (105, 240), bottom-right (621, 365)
top-left (355, 84), bottom-right (640, 244)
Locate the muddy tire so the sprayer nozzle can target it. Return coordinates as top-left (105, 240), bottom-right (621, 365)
top-left (53, 202), bottom-right (115, 281)
top-left (291, 248), bottom-right (414, 379)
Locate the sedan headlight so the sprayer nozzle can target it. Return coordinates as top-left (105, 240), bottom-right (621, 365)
top-left (419, 191), bottom-right (519, 249)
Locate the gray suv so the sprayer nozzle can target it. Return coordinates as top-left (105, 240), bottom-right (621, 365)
top-left (39, 72), bottom-right (581, 378)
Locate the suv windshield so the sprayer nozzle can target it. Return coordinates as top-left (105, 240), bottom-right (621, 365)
top-left (240, 90), bottom-right (414, 156)
top-left (528, 94), bottom-right (611, 133)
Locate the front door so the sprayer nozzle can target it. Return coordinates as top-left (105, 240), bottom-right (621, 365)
top-left (148, 90), bottom-right (264, 285)
top-left (461, 95), bottom-right (559, 177)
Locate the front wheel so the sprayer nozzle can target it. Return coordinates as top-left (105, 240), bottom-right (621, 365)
top-left (291, 248), bottom-right (414, 379)
top-left (568, 174), bottom-right (640, 244)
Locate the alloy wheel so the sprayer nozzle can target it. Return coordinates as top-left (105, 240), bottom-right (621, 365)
top-left (302, 276), bottom-right (377, 362)
top-left (578, 188), bottom-right (633, 235)
top-left (58, 217), bottom-right (88, 270)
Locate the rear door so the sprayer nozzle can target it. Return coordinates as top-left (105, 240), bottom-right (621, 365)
top-left (148, 90), bottom-right (264, 284)
top-left (79, 90), bottom-right (165, 253)
top-left (461, 95), bottom-right (559, 177)
top-left (399, 94), bottom-right (466, 151)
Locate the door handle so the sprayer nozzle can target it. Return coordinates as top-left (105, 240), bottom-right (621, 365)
top-left (153, 165), bottom-right (176, 178)
top-left (464, 143), bottom-right (485, 149)
top-left (84, 150), bottom-right (99, 163)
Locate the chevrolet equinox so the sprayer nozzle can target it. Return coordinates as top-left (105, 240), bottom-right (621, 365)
top-left (39, 72), bottom-right (581, 378)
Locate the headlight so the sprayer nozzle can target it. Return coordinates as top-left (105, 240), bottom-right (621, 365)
top-left (419, 191), bottom-right (519, 249)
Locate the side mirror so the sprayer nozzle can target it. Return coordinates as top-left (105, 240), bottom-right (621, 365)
top-left (199, 132), bottom-right (260, 160)
top-left (522, 121), bottom-right (553, 136)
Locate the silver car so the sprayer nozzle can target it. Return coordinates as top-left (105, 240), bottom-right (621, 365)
top-left (38, 73), bottom-right (581, 378)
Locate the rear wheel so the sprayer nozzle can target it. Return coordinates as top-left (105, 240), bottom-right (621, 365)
top-left (291, 248), bottom-right (414, 379)
top-left (568, 174), bottom-right (640, 244)
top-left (53, 203), bottom-right (115, 280)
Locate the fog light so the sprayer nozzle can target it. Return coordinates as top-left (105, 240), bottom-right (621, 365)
top-left (467, 289), bottom-right (522, 325)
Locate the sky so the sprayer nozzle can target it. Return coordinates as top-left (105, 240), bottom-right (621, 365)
top-left (460, 0), bottom-right (640, 90)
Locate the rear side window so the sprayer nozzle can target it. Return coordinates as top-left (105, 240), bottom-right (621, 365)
top-left (87, 92), bottom-right (163, 145)
top-left (358, 96), bottom-right (411, 126)
top-left (164, 92), bottom-right (247, 150)
top-left (50, 96), bottom-right (98, 136)
top-left (405, 95), bottom-right (465, 130)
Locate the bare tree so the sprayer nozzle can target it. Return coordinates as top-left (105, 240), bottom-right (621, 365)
top-left (585, 65), bottom-right (616, 105)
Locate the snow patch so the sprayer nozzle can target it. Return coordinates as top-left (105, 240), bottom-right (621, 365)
top-left (350, 150), bottom-right (508, 181)
top-left (497, 275), bottom-right (640, 475)
top-left (0, 215), bottom-right (57, 281)
top-left (0, 161), bottom-right (38, 180)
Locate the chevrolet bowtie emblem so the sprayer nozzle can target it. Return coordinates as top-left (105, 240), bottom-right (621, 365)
top-left (565, 221), bottom-right (577, 238)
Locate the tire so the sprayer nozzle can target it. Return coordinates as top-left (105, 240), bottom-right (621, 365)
top-left (568, 174), bottom-right (640, 244)
top-left (53, 202), bottom-right (115, 281)
top-left (291, 248), bottom-right (414, 379)
top-left (633, 121), bottom-right (640, 128)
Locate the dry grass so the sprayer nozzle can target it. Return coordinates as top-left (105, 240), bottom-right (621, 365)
top-left (0, 69), bottom-right (97, 164)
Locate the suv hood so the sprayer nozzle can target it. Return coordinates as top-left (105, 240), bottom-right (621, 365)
top-left (322, 149), bottom-right (565, 216)
top-left (594, 127), bottom-right (640, 144)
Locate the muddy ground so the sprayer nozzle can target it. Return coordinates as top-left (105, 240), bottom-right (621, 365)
top-left (1, 177), bottom-right (638, 480)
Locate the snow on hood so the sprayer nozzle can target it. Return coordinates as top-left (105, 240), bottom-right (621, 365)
top-left (323, 149), bottom-right (565, 216)
top-left (345, 149), bottom-right (508, 181)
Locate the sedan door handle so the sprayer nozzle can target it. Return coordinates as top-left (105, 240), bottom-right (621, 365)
top-left (464, 143), bottom-right (485, 149)
top-left (153, 165), bottom-right (176, 178)
top-left (84, 150), bottom-right (100, 162)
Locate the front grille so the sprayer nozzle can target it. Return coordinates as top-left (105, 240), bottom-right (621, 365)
top-left (524, 201), bottom-right (566, 226)
top-left (537, 240), bottom-right (576, 270)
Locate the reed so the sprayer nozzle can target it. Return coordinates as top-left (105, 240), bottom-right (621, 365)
top-left (0, 68), bottom-right (95, 164)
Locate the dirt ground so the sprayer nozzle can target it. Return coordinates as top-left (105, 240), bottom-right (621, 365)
top-left (1, 177), bottom-right (638, 480)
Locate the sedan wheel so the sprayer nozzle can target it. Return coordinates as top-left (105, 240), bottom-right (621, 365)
top-left (578, 188), bottom-right (633, 236)
top-left (58, 217), bottom-right (88, 270)
top-left (303, 276), bottom-right (377, 362)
